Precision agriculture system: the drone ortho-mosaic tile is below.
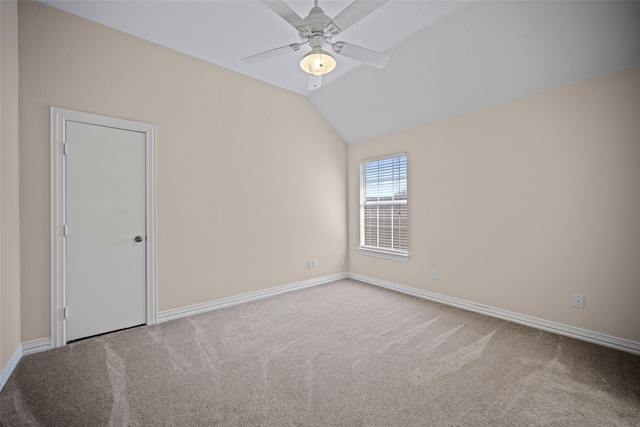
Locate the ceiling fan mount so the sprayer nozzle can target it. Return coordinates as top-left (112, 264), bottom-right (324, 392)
top-left (242, 0), bottom-right (390, 90)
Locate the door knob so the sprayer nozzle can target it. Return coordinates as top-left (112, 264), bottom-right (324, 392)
top-left (134, 236), bottom-right (143, 242)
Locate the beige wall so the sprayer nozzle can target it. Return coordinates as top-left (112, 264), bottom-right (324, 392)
top-left (1, 0), bottom-right (23, 370)
top-left (348, 66), bottom-right (640, 342)
top-left (18, 1), bottom-right (347, 342)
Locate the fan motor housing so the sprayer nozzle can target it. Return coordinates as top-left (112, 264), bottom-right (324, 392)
top-left (303, 6), bottom-right (333, 41)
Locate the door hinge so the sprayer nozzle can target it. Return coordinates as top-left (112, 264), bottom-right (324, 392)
top-left (63, 224), bottom-right (68, 237)
top-left (63, 142), bottom-right (68, 156)
top-left (64, 307), bottom-right (69, 320)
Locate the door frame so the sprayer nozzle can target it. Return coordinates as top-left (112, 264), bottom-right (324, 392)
top-left (50, 107), bottom-right (157, 348)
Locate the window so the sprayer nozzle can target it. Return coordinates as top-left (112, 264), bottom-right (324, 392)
top-left (359, 154), bottom-right (408, 261)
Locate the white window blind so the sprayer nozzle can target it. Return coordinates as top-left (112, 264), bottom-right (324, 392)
top-left (359, 154), bottom-right (408, 259)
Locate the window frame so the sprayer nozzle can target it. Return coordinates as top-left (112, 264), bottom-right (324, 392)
top-left (359, 153), bottom-right (409, 262)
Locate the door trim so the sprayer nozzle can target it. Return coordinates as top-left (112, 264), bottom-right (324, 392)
top-left (50, 107), bottom-right (157, 348)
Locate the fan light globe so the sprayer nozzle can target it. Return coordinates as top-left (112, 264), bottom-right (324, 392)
top-left (300, 47), bottom-right (336, 76)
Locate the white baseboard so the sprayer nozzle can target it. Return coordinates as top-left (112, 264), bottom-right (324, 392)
top-left (0, 345), bottom-right (22, 392)
top-left (158, 273), bottom-right (348, 323)
top-left (349, 272), bottom-right (640, 356)
top-left (22, 338), bottom-right (53, 356)
top-left (1, 338), bottom-right (53, 392)
top-left (5, 271), bottom-right (634, 393)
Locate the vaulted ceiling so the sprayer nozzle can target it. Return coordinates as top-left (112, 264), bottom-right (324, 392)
top-left (42, 1), bottom-right (640, 144)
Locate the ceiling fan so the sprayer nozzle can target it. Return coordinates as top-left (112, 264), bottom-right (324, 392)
top-left (242, 0), bottom-right (390, 90)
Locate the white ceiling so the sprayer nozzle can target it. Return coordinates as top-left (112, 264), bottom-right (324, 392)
top-left (42, 1), bottom-right (640, 144)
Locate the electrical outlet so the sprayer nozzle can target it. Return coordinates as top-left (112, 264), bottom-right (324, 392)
top-left (572, 294), bottom-right (584, 308)
top-left (432, 270), bottom-right (438, 280)
top-left (340, 258), bottom-right (345, 266)
top-left (312, 260), bottom-right (317, 268)
top-left (307, 260), bottom-right (312, 269)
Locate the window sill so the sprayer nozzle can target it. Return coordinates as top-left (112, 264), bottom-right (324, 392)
top-left (359, 247), bottom-right (409, 262)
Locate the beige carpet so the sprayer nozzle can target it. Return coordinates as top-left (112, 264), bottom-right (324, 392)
top-left (1, 279), bottom-right (639, 426)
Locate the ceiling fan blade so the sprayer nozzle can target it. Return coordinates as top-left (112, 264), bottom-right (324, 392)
top-left (332, 41), bottom-right (389, 68)
top-left (241, 43), bottom-right (304, 64)
top-left (308, 74), bottom-right (322, 90)
top-left (327, 0), bottom-right (389, 35)
top-left (262, 1), bottom-right (312, 37)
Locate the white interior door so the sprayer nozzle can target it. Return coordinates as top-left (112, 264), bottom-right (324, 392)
top-left (65, 121), bottom-right (146, 341)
